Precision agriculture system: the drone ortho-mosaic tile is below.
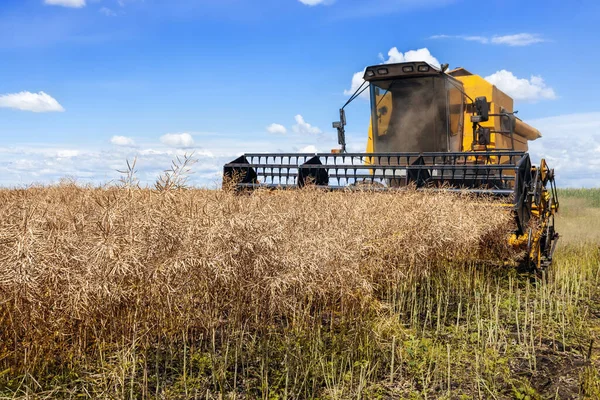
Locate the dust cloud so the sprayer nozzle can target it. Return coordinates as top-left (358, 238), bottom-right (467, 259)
top-left (374, 77), bottom-right (446, 153)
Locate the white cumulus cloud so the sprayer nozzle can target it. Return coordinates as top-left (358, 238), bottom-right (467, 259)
top-left (345, 71), bottom-right (370, 98)
top-left (160, 133), bottom-right (195, 148)
top-left (111, 136), bottom-right (135, 146)
top-left (0, 91), bottom-right (65, 113)
top-left (384, 47), bottom-right (440, 66)
top-left (344, 47), bottom-right (440, 98)
top-left (44, 0), bottom-right (86, 8)
top-left (484, 70), bottom-right (557, 102)
top-left (292, 115), bottom-right (322, 135)
top-left (266, 123), bottom-right (287, 135)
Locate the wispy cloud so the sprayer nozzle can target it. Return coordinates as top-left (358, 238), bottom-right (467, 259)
top-left (430, 33), bottom-right (545, 46)
top-left (491, 33), bottom-right (545, 46)
top-left (0, 12), bottom-right (127, 49)
top-left (335, 0), bottom-right (455, 18)
top-left (298, 0), bottom-right (334, 5)
top-left (528, 113), bottom-right (600, 187)
top-left (99, 7), bottom-right (117, 17)
top-left (0, 91), bottom-right (65, 113)
top-left (429, 34), bottom-right (489, 44)
top-left (44, 0), bottom-right (86, 8)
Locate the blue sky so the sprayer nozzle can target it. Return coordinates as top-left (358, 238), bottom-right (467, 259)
top-left (1, 0), bottom-right (599, 187)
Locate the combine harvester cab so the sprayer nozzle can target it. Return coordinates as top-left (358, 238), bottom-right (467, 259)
top-left (224, 62), bottom-right (559, 271)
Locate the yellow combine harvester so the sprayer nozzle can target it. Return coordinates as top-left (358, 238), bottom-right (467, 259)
top-left (224, 62), bottom-right (559, 270)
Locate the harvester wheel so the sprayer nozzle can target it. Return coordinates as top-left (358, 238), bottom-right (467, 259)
top-left (514, 155), bottom-right (533, 234)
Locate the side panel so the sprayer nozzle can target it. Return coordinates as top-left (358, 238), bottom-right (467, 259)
top-left (456, 74), bottom-right (534, 153)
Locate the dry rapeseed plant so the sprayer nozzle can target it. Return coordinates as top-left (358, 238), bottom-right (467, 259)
top-left (0, 184), bottom-right (518, 391)
top-left (155, 153), bottom-right (198, 191)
